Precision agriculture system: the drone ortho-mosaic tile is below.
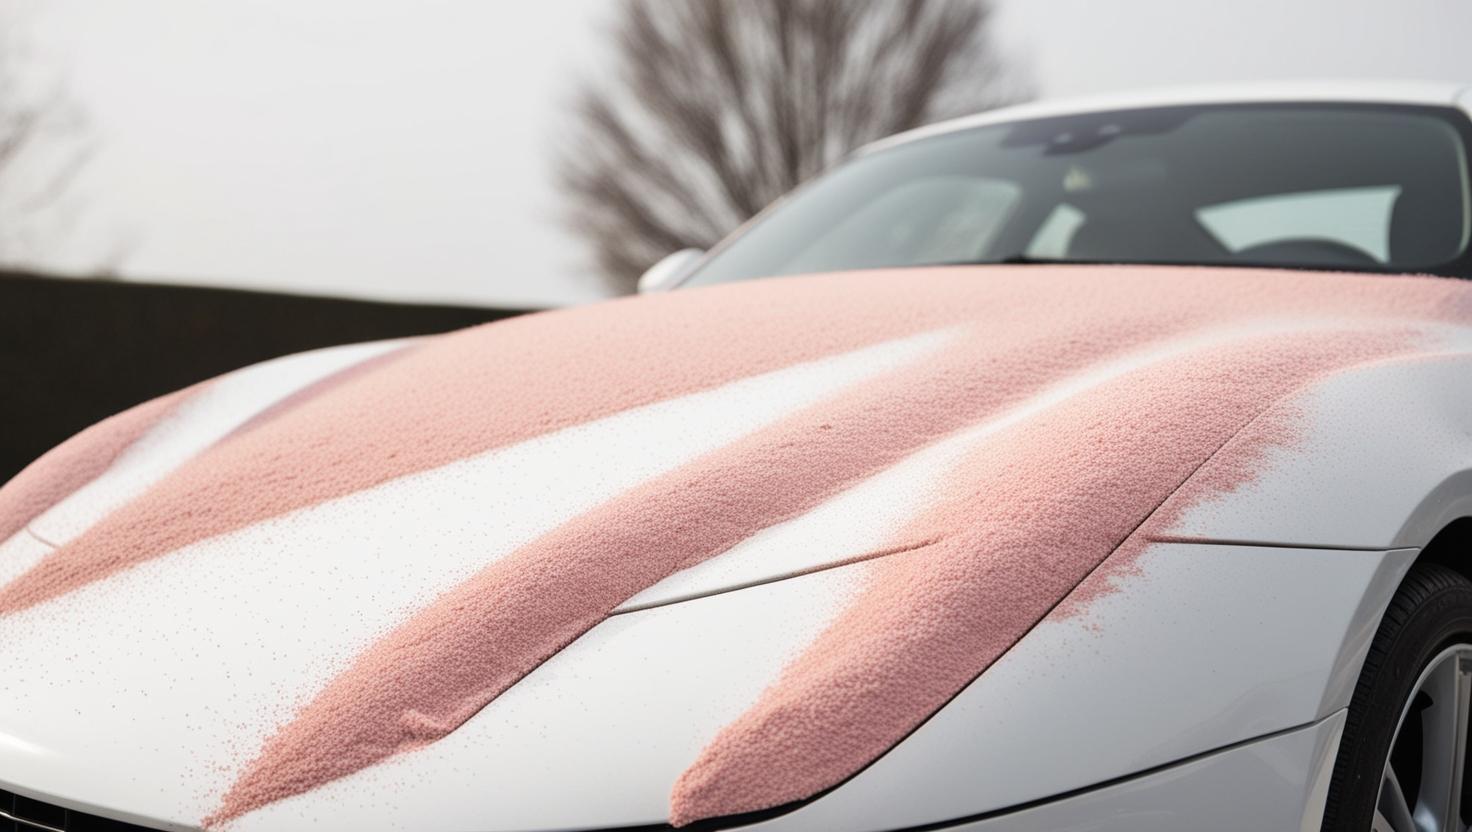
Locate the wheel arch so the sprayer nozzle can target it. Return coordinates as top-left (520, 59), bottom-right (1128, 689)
top-left (1411, 515), bottom-right (1472, 584)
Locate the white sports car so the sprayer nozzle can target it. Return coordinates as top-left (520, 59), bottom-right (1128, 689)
top-left (5, 82), bottom-right (1472, 832)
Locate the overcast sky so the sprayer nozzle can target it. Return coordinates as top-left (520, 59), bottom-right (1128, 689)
top-left (12, 0), bottom-right (1472, 307)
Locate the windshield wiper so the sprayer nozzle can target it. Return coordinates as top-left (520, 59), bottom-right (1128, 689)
top-left (923, 255), bottom-right (1096, 267)
top-left (994, 254), bottom-right (1083, 265)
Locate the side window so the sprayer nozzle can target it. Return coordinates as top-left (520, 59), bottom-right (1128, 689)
top-left (1195, 186), bottom-right (1402, 263)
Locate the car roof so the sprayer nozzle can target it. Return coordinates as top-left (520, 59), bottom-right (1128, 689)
top-left (863, 80), bottom-right (1472, 156)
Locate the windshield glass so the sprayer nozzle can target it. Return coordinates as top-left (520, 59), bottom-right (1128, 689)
top-left (684, 104), bottom-right (1472, 286)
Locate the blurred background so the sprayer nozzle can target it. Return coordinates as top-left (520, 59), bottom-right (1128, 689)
top-left (1, 0), bottom-right (1469, 480)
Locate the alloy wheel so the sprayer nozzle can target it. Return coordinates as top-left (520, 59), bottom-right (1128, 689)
top-left (1373, 644), bottom-right (1472, 832)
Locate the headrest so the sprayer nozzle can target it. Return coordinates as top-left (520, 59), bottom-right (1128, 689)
top-left (1390, 182), bottom-right (1466, 266)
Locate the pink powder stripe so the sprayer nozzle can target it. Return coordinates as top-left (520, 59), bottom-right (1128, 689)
top-left (0, 387), bottom-right (193, 547)
top-left (666, 330), bottom-right (1413, 825)
top-left (222, 342), bottom-right (419, 442)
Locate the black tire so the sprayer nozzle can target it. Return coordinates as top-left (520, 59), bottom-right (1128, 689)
top-left (1322, 561), bottom-right (1472, 830)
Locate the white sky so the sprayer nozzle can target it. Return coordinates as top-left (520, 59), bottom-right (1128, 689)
top-left (11, 0), bottom-right (1472, 307)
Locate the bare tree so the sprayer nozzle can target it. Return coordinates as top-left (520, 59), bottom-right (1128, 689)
top-left (559, 0), bottom-right (1026, 293)
top-left (0, 10), bottom-right (91, 267)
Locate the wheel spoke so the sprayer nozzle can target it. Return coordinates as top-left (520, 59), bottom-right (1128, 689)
top-left (1448, 656), bottom-right (1472, 831)
top-left (1382, 764), bottom-right (1417, 832)
top-left (1417, 656), bottom-right (1472, 831)
top-left (1375, 646), bottom-right (1472, 832)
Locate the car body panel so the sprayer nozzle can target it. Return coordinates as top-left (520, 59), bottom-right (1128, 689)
top-left (0, 538), bottom-right (1404, 832)
top-left (1165, 352), bottom-right (1472, 549)
top-left (231, 543), bottom-right (1407, 832)
top-left (735, 544), bottom-right (1410, 832)
top-left (944, 713), bottom-right (1347, 832)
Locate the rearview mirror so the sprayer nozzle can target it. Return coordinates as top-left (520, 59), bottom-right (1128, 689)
top-left (637, 248), bottom-right (704, 293)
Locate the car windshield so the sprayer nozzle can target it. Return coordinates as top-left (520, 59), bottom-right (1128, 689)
top-left (683, 103), bottom-right (1472, 286)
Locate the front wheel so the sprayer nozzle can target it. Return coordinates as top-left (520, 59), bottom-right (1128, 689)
top-left (1322, 562), bottom-right (1472, 832)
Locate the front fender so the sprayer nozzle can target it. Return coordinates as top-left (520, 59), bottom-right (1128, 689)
top-left (739, 541), bottom-right (1412, 831)
top-left (1165, 351), bottom-right (1472, 550)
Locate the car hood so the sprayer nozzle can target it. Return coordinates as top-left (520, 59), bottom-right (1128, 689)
top-left (2, 264), bottom-right (1472, 831)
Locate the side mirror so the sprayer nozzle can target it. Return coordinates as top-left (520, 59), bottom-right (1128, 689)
top-left (637, 248), bottom-right (704, 293)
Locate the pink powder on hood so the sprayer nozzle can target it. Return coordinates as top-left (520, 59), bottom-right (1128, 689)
top-left (1054, 391), bottom-right (1317, 618)
top-left (206, 269), bottom-right (1472, 825)
top-left (205, 311), bottom-right (1172, 823)
top-left (666, 328), bottom-right (1413, 825)
top-left (6, 268), bottom-right (1462, 617)
top-left (0, 387), bottom-right (191, 546)
top-left (222, 342), bottom-right (418, 442)
top-left (0, 271), bottom-right (1050, 613)
top-left (4, 266), bottom-right (1471, 826)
